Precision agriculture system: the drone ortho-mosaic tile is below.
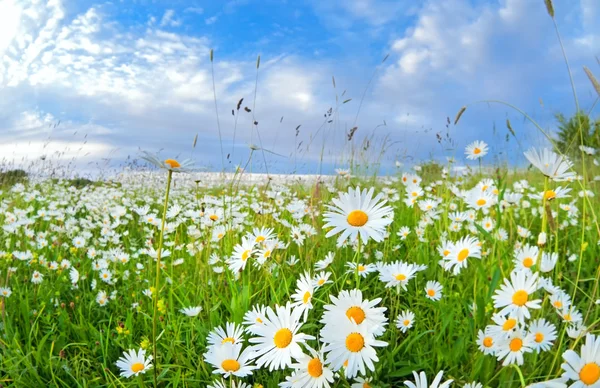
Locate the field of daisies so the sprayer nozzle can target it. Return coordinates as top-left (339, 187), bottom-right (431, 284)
top-left (0, 145), bottom-right (599, 388)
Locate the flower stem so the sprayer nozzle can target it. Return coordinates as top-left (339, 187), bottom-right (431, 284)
top-left (152, 170), bottom-right (173, 386)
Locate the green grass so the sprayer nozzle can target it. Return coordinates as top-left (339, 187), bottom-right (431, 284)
top-left (0, 167), bottom-right (598, 387)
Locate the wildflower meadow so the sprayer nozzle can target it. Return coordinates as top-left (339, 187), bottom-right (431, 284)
top-left (1, 0), bottom-right (600, 387)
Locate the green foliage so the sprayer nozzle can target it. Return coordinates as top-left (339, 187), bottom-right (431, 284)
top-left (0, 169), bottom-right (28, 186)
top-left (554, 111), bottom-right (600, 156)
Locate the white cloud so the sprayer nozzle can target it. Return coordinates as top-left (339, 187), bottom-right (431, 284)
top-left (160, 10), bottom-right (181, 27)
top-left (205, 15), bottom-right (219, 25)
top-left (184, 7), bottom-right (204, 15)
top-left (2, 0), bottom-right (599, 173)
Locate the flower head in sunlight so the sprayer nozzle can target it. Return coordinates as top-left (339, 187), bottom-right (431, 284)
top-left (323, 187), bottom-right (393, 245)
top-left (115, 348), bottom-right (153, 378)
top-left (523, 148), bottom-right (575, 181)
top-left (465, 140), bottom-right (488, 160)
top-left (139, 150), bottom-right (197, 173)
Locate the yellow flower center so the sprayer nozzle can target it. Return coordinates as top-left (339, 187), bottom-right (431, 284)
top-left (512, 290), bottom-right (528, 306)
top-left (523, 257), bottom-right (533, 268)
top-left (564, 313), bottom-right (572, 321)
top-left (403, 319), bottom-right (410, 326)
top-left (217, 233), bottom-right (224, 239)
top-left (221, 337), bottom-right (235, 344)
top-left (347, 210), bottom-right (368, 227)
top-left (318, 279), bottom-right (325, 285)
top-left (241, 250), bottom-right (250, 261)
top-left (256, 317), bottom-right (263, 324)
top-left (164, 159), bottom-right (181, 169)
top-left (544, 190), bottom-right (556, 201)
top-left (474, 147), bottom-right (481, 154)
top-left (221, 359), bottom-right (240, 372)
top-left (509, 338), bottom-right (523, 352)
top-left (457, 248), bottom-right (469, 262)
top-left (483, 337), bottom-right (493, 348)
top-left (476, 199), bottom-right (487, 206)
top-left (580, 363), bottom-right (600, 385)
top-left (345, 332), bottom-right (365, 352)
top-left (303, 291), bottom-right (311, 304)
top-left (502, 318), bottom-right (516, 331)
top-left (274, 328), bottom-right (293, 348)
top-left (553, 301), bottom-right (562, 308)
top-left (131, 362), bottom-right (145, 373)
top-left (427, 289), bottom-right (435, 297)
top-left (363, 383), bottom-right (372, 388)
top-left (256, 236), bottom-right (265, 243)
top-left (443, 249), bottom-right (450, 257)
top-left (358, 265), bottom-right (365, 272)
top-left (535, 333), bottom-right (544, 343)
top-left (346, 306), bottom-right (366, 324)
top-left (263, 250), bottom-right (271, 258)
top-left (307, 357), bottom-right (323, 378)
top-left (395, 274), bottom-right (407, 281)
top-left (209, 214), bottom-right (218, 221)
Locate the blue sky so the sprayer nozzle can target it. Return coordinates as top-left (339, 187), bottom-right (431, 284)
top-left (0, 0), bottom-right (599, 175)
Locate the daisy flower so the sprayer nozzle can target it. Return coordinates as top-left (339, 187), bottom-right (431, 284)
top-left (397, 226), bottom-right (411, 240)
top-left (442, 236), bottom-right (481, 275)
top-left (541, 252), bottom-right (558, 273)
top-left (180, 306), bottom-right (203, 317)
top-left (496, 329), bottom-right (535, 366)
top-left (513, 244), bottom-right (539, 272)
top-left (139, 150), bottom-right (197, 173)
top-left (321, 289), bottom-right (388, 337)
top-left (561, 333), bottom-right (600, 386)
top-left (424, 281), bottom-right (443, 301)
top-left (351, 377), bottom-right (373, 388)
top-left (378, 261), bottom-right (424, 290)
top-left (204, 342), bottom-right (256, 378)
top-left (228, 237), bottom-right (255, 273)
top-left (249, 302), bottom-right (314, 371)
top-left (345, 262), bottom-right (377, 278)
top-left (96, 290), bottom-right (109, 306)
top-left (486, 313), bottom-right (521, 340)
top-left (466, 189), bottom-right (496, 211)
top-left (524, 148), bottom-right (575, 182)
top-left (321, 319), bottom-right (387, 379)
top-left (560, 307), bottom-right (583, 325)
top-left (492, 270), bottom-right (541, 322)
top-left (243, 305), bottom-right (268, 334)
top-left (404, 370), bottom-right (453, 388)
top-left (313, 272), bottom-right (332, 288)
top-left (477, 329), bottom-right (497, 355)
top-left (31, 270), bottom-right (43, 284)
top-left (396, 310), bottom-right (415, 333)
top-left (208, 380), bottom-right (252, 388)
top-left (208, 322), bottom-right (245, 346)
top-left (528, 318), bottom-right (557, 353)
top-left (115, 348), bottom-right (153, 378)
top-left (279, 346), bottom-right (334, 388)
top-left (251, 226), bottom-right (276, 244)
top-left (0, 287), bottom-right (11, 298)
top-left (291, 272), bottom-right (315, 322)
top-left (315, 252), bottom-right (335, 271)
top-left (550, 291), bottom-right (572, 311)
top-left (322, 187), bottom-right (393, 245)
top-left (465, 140), bottom-right (489, 160)
top-left (531, 186), bottom-right (572, 201)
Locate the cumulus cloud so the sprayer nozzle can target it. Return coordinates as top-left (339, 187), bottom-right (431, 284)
top-left (1, 0), bottom-right (599, 174)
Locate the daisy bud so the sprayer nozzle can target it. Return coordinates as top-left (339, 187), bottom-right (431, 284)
top-left (537, 232), bottom-right (547, 246)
